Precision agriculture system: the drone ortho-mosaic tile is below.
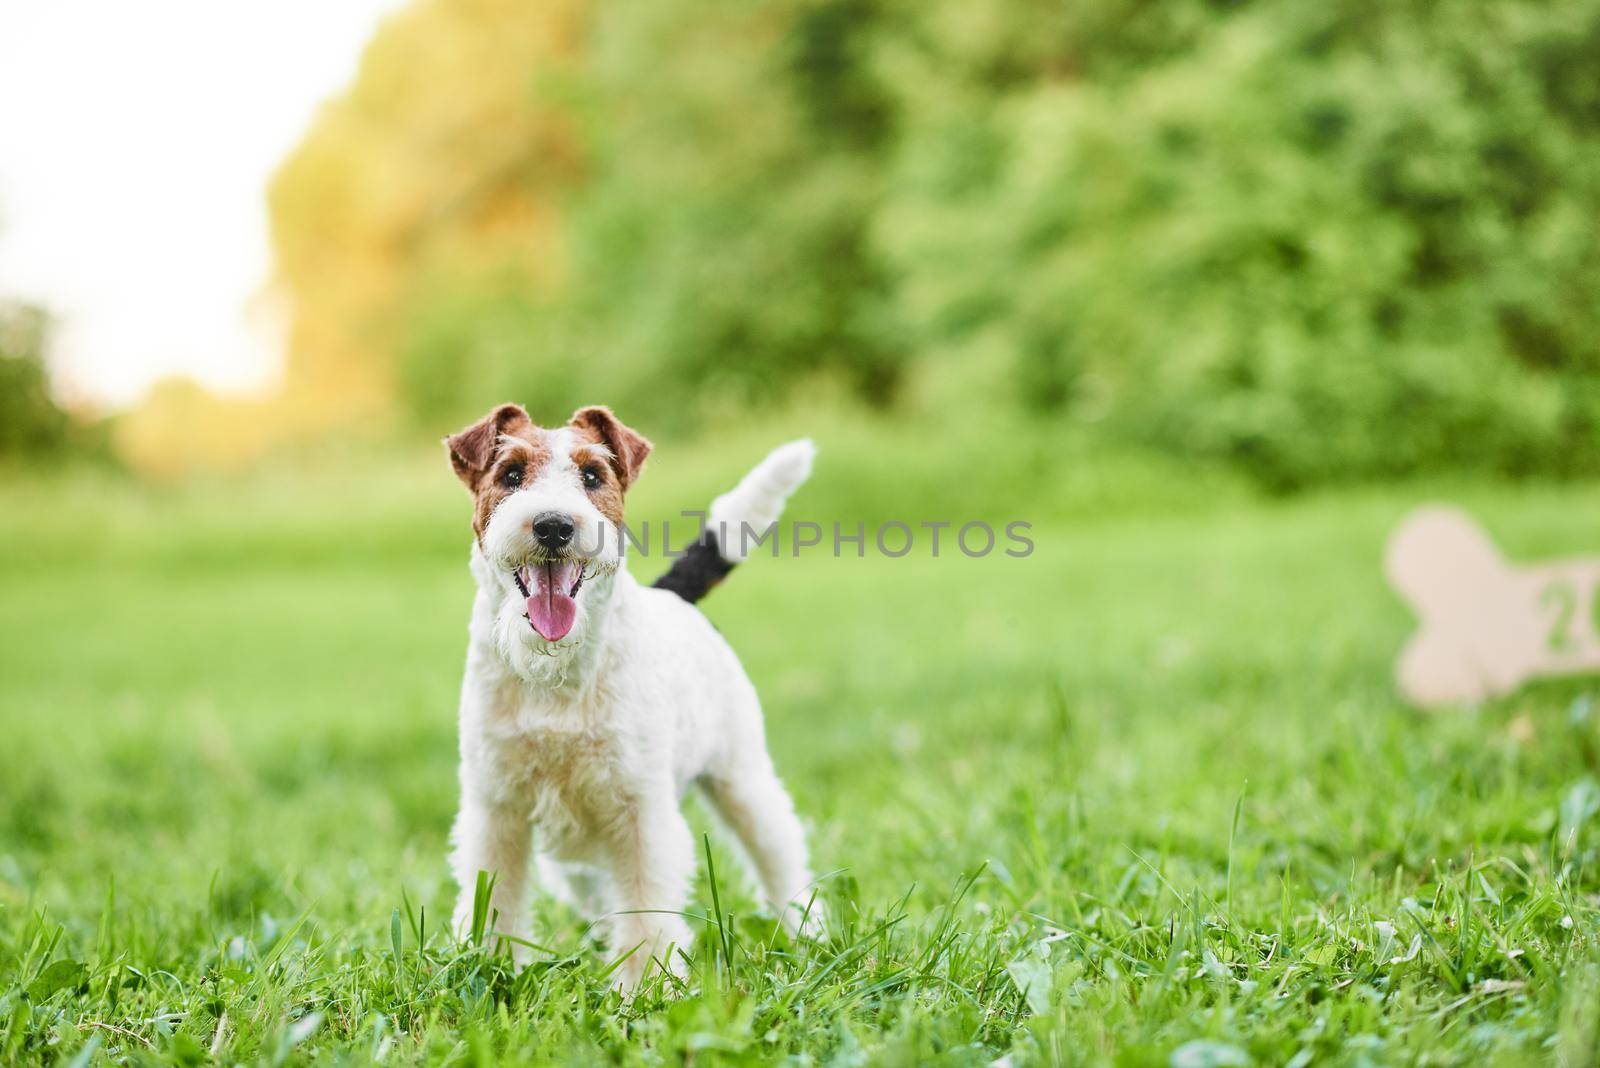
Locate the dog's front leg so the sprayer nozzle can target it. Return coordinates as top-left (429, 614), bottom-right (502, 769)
top-left (603, 788), bottom-right (695, 991)
top-left (449, 796), bottom-right (534, 961)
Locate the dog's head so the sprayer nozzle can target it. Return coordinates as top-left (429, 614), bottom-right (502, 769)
top-left (446, 403), bottom-right (651, 647)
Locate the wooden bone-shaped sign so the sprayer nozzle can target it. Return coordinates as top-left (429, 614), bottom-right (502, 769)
top-left (1386, 506), bottom-right (1600, 707)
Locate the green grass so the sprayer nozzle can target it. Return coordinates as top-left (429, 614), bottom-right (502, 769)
top-left (3, 447), bottom-right (1600, 1065)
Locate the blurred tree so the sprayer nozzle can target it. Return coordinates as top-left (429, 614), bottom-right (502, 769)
top-left (518, 0), bottom-right (907, 428)
top-left (268, 0), bottom-right (586, 432)
top-left (878, 0), bottom-right (1600, 487)
top-left (267, 0), bottom-right (1600, 486)
top-left (113, 378), bottom-right (282, 480)
top-left (0, 301), bottom-right (71, 459)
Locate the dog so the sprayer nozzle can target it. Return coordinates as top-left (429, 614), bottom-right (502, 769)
top-left (443, 402), bottom-right (818, 989)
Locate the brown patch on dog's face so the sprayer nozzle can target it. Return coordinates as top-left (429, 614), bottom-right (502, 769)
top-left (566, 431), bottom-right (626, 527)
top-left (446, 403), bottom-right (529, 486)
top-left (472, 433), bottom-right (554, 540)
top-left (567, 405), bottom-right (651, 527)
top-left (569, 406), bottom-right (651, 487)
top-left (446, 403), bottom-right (553, 541)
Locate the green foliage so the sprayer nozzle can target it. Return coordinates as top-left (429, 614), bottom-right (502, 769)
top-left (0, 303), bottom-right (70, 460)
top-left (883, 0), bottom-right (1600, 488)
top-left (4, 459), bottom-right (1600, 1061)
top-left (397, 0), bottom-right (906, 433)
top-left (282, 0), bottom-right (1600, 485)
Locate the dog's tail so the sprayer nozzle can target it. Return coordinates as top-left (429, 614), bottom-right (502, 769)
top-left (652, 439), bottom-right (816, 605)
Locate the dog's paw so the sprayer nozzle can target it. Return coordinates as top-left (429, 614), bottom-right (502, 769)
top-left (608, 923), bottom-right (692, 995)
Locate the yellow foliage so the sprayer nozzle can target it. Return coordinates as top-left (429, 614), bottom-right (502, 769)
top-left (113, 378), bottom-right (286, 480)
top-left (265, 0), bottom-right (585, 431)
top-left (117, 0), bottom-right (585, 477)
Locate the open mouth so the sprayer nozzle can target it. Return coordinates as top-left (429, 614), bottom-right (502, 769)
top-left (511, 559), bottom-right (587, 642)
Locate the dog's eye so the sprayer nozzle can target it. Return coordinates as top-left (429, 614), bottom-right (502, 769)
top-left (581, 466), bottom-right (603, 490)
top-left (502, 464), bottom-right (524, 489)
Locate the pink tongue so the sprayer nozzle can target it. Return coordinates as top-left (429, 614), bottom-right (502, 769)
top-left (526, 561), bottom-right (579, 641)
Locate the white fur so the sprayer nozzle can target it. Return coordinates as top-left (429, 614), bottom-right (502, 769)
top-left (708, 438), bottom-right (816, 562)
top-left (449, 439), bottom-right (819, 989)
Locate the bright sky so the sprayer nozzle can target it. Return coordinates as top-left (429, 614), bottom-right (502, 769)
top-left (0, 0), bottom-right (405, 409)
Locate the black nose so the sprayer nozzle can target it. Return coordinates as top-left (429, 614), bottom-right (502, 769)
top-left (531, 512), bottom-right (576, 550)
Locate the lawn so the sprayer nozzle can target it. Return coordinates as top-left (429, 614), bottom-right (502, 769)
top-left (2, 445), bottom-right (1599, 1065)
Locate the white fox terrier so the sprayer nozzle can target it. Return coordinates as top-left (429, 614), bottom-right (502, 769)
top-left (443, 402), bottom-right (818, 988)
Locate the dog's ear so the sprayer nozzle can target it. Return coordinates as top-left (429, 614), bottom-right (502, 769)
top-left (570, 405), bottom-right (652, 489)
top-left (445, 403), bottom-right (529, 487)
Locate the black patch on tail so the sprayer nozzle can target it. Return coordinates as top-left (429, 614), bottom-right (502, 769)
top-left (653, 531), bottom-right (735, 604)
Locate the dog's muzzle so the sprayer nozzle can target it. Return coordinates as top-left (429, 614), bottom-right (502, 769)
top-left (513, 559), bottom-right (587, 641)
